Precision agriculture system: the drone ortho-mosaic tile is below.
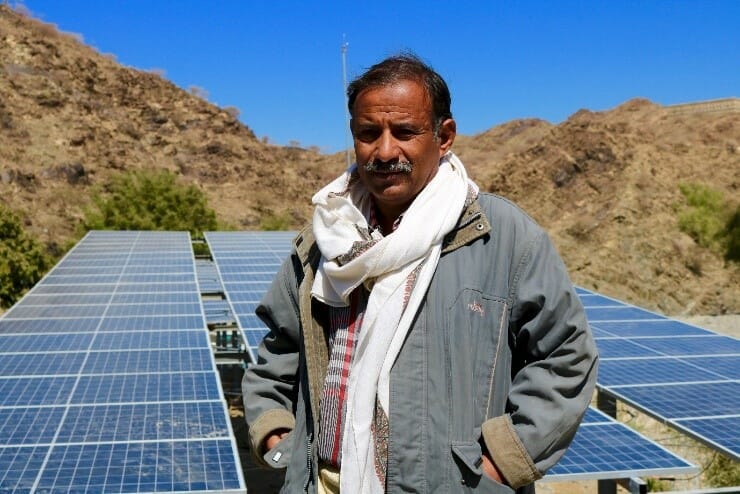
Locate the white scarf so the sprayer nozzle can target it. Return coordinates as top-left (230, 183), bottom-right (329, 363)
top-left (311, 152), bottom-right (476, 493)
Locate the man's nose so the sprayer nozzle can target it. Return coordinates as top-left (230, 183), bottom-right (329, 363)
top-left (375, 130), bottom-right (399, 162)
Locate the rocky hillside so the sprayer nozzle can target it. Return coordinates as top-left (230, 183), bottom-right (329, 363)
top-left (1, 5), bottom-right (738, 315)
top-left (0, 5), bottom-right (342, 252)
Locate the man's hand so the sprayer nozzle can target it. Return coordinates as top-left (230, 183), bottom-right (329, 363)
top-left (481, 448), bottom-right (504, 484)
top-left (264, 428), bottom-right (291, 451)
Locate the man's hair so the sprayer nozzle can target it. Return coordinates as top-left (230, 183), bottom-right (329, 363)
top-left (347, 53), bottom-right (452, 135)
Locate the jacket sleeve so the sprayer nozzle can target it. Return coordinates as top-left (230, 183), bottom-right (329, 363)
top-left (241, 252), bottom-right (302, 464)
top-left (481, 230), bottom-right (599, 488)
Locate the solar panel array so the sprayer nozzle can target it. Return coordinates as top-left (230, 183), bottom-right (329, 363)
top-left (0, 231), bottom-right (245, 493)
top-left (546, 407), bottom-right (694, 481)
top-left (206, 231), bottom-right (697, 481)
top-left (204, 231), bottom-right (294, 362)
top-left (580, 287), bottom-right (740, 461)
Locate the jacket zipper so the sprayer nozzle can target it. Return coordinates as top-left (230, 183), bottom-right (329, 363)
top-left (303, 431), bottom-right (313, 492)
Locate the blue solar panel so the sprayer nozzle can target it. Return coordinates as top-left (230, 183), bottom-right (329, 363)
top-left (585, 306), bottom-right (663, 321)
top-left (82, 348), bottom-right (214, 374)
top-left (0, 376), bottom-right (77, 406)
top-left (0, 352), bottom-right (86, 376)
top-left (205, 231), bottom-right (294, 363)
top-left (90, 330), bottom-right (208, 350)
top-left (36, 440), bottom-right (242, 493)
top-left (598, 358), bottom-right (726, 387)
top-left (546, 422), bottom-right (695, 480)
top-left (0, 407), bottom-right (66, 445)
top-left (609, 382), bottom-right (740, 420)
top-left (0, 446), bottom-right (47, 490)
top-left (579, 285), bottom-right (740, 461)
top-left (633, 336), bottom-right (740, 356)
top-left (0, 231), bottom-right (245, 493)
top-left (591, 338), bottom-right (662, 359)
top-left (0, 333), bottom-right (91, 353)
top-left (57, 402), bottom-right (229, 443)
top-left (673, 416), bottom-right (740, 460)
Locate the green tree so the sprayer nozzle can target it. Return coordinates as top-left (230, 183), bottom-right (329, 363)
top-left (0, 204), bottom-right (50, 308)
top-left (677, 183), bottom-right (738, 262)
top-left (83, 170), bottom-right (220, 237)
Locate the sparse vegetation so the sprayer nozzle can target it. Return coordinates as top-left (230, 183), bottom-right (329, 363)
top-left (82, 169), bottom-right (220, 237)
top-left (0, 204), bottom-right (50, 308)
top-left (677, 183), bottom-right (738, 262)
top-left (646, 477), bottom-right (672, 492)
top-left (705, 454), bottom-right (740, 487)
top-left (259, 211), bottom-right (292, 231)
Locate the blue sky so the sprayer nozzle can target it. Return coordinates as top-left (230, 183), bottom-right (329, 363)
top-left (18, 1), bottom-right (740, 153)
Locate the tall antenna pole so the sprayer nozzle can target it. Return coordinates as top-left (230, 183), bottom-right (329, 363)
top-left (341, 34), bottom-right (351, 168)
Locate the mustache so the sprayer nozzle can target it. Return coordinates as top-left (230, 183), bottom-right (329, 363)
top-left (362, 160), bottom-right (414, 173)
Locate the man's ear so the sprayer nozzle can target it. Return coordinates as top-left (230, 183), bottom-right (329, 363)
top-left (437, 118), bottom-right (456, 156)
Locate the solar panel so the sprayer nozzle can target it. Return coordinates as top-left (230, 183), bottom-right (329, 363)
top-left (545, 407), bottom-right (695, 481)
top-left (205, 231), bottom-right (295, 362)
top-left (582, 286), bottom-right (740, 461)
top-left (208, 231), bottom-right (697, 481)
top-left (0, 231), bottom-right (246, 493)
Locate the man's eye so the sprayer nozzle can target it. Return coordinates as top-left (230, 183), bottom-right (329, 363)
top-left (356, 130), bottom-right (379, 141)
top-left (394, 128), bottom-right (418, 139)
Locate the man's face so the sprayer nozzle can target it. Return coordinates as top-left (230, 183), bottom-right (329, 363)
top-left (351, 79), bottom-right (455, 220)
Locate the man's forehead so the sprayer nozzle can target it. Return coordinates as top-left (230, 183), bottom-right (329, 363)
top-left (353, 80), bottom-right (432, 116)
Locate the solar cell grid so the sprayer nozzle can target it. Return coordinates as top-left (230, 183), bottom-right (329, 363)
top-left (36, 440), bottom-right (242, 493)
top-left (6, 304), bottom-right (108, 319)
top-left (0, 446), bottom-right (47, 491)
top-left (111, 292), bottom-right (201, 304)
top-left (0, 407), bottom-right (66, 445)
top-left (205, 231), bottom-right (294, 363)
top-left (90, 330), bottom-right (207, 351)
top-left (113, 282), bottom-right (198, 293)
top-left (607, 382), bottom-right (740, 420)
top-left (547, 423), bottom-right (695, 480)
top-left (21, 293), bottom-right (112, 306)
top-left (82, 348), bottom-right (213, 374)
top-left (0, 352), bottom-right (86, 376)
top-left (57, 402), bottom-right (229, 443)
top-left (585, 306), bottom-right (664, 322)
top-left (106, 302), bottom-right (202, 317)
top-left (678, 356), bottom-right (740, 380)
top-left (590, 319), bottom-right (712, 337)
top-left (0, 376), bottom-right (77, 407)
top-left (0, 231), bottom-right (245, 493)
top-left (579, 285), bottom-right (739, 460)
top-left (98, 315), bottom-right (204, 331)
top-left (673, 416), bottom-right (740, 460)
top-left (0, 333), bottom-right (91, 353)
top-left (633, 336), bottom-right (740, 356)
top-left (586, 338), bottom-right (661, 359)
top-left (598, 358), bottom-right (726, 387)
top-left (29, 284), bottom-right (118, 295)
top-left (71, 372), bottom-right (222, 404)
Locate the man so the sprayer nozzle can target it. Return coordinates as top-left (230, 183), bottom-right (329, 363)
top-left (243, 54), bottom-right (598, 494)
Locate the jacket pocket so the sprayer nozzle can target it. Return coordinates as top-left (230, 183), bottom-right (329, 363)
top-left (263, 431), bottom-right (294, 469)
top-left (451, 441), bottom-right (514, 493)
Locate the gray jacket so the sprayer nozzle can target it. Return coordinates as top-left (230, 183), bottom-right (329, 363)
top-left (242, 192), bottom-right (599, 493)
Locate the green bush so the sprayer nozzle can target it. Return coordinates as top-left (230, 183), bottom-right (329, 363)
top-left (82, 170), bottom-right (220, 237)
top-left (259, 211), bottom-right (292, 231)
top-left (725, 207), bottom-right (740, 262)
top-left (0, 204), bottom-right (50, 308)
top-left (677, 183), bottom-right (738, 262)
